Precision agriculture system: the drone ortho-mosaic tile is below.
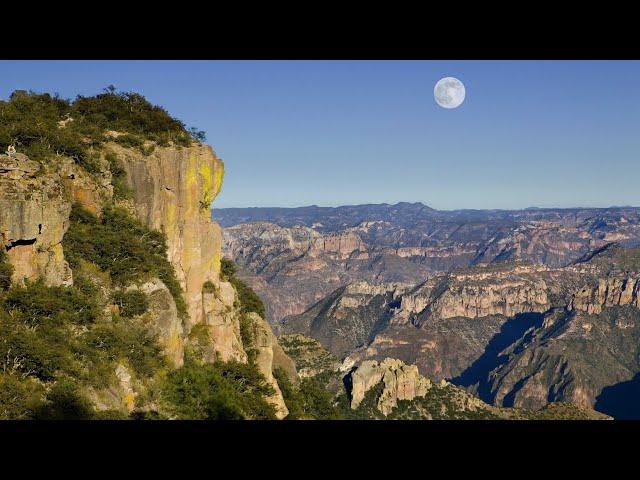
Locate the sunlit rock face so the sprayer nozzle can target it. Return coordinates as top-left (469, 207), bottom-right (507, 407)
top-left (0, 154), bottom-right (73, 286)
top-left (349, 358), bottom-right (432, 415)
top-left (118, 143), bottom-right (225, 331)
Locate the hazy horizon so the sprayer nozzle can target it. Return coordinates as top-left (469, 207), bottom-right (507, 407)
top-left (2, 60), bottom-right (639, 210)
top-left (213, 200), bottom-right (640, 211)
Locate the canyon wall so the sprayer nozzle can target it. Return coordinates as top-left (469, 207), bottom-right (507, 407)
top-left (0, 154), bottom-right (72, 286)
top-left (117, 143), bottom-right (224, 330)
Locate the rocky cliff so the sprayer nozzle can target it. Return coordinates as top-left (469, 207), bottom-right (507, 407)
top-left (0, 141), bottom-right (291, 419)
top-left (116, 143), bottom-right (224, 330)
top-left (0, 154), bottom-right (73, 286)
top-left (342, 356), bottom-right (609, 420)
top-left (349, 358), bottom-right (432, 415)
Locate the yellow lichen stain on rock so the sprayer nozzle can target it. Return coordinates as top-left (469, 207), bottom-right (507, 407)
top-left (199, 161), bottom-right (214, 208)
top-left (210, 250), bottom-right (221, 283)
top-left (123, 391), bottom-right (136, 412)
top-left (163, 199), bottom-right (177, 245)
top-left (212, 158), bottom-right (224, 201)
top-left (182, 152), bottom-right (201, 224)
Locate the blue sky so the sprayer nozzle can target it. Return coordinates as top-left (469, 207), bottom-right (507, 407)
top-left (1, 60), bottom-right (638, 210)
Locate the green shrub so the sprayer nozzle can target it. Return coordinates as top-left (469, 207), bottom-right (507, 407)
top-left (112, 290), bottom-right (149, 318)
top-left (0, 272), bottom-right (164, 392)
top-left (0, 374), bottom-right (45, 420)
top-left (0, 249), bottom-right (13, 291)
top-left (162, 359), bottom-right (277, 420)
top-left (188, 127), bottom-right (206, 143)
top-left (298, 376), bottom-right (343, 419)
top-left (239, 314), bottom-right (258, 365)
top-left (273, 367), bottom-right (304, 420)
top-left (220, 258), bottom-right (237, 280)
top-left (3, 279), bottom-right (98, 327)
top-left (0, 319), bottom-right (78, 381)
top-left (34, 378), bottom-right (95, 420)
top-left (0, 280), bottom-right (100, 381)
top-left (114, 133), bottom-right (144, 149)
top-left (63, 203), bottom-right (187, 318)
top-left (80, 319), bottom-right (165, 379)
top-left (202, 280), bottom-right (217, 293)
top-left (270, 367), bottom-right (342, 420)
top-left (0, 88), bottom-right (201, 170)
top-left (221, 258), bottom-right (266, 318)
top-left (105, 151), bottom-right (133, 200)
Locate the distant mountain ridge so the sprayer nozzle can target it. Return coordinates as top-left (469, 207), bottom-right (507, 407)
top-left (215, 202), bottom-right (640, 231)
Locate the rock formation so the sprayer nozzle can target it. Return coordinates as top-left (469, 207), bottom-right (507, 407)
top-left (1, 142), bottom-right (295, 419)
top-left (0, 154), bottom-right (73, 286)
top-left (570, 277), bottom-right (640, 314)
top-left (243, 312), bottom-right (289, 418)
top-left (117, 143), bottom-right (224, 331)
top-left (280, 244), bottom-right (640, 415)
top-left (349, 358), bottom-right (431, 415)
top-left (135, 278), bottom-right (184, 367)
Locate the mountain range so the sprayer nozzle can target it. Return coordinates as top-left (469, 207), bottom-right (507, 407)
top-left (218, 202), bottom-right (640, 418)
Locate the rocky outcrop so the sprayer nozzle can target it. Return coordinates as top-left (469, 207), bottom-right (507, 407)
top-left (246, 312), bottom-right (289, 419)
top-left (309, 231), bottom-right (367, 259)
top-left (570, 277), bottom-right (640, 314)
top-left (117, 143), bottom-right (224, 331)
top-left (349, 358), bottom-right (431, 415)
top-left (86, 363), bottom-right (137, 414)
top-left (136, 278), bottom-right (184, 368)
top-left (200, 281), bottom-right (246, 363)
top-left (0, 154), bottom-right (73, 286)
top-left (279, 334), bottom-right (338, 378)
top-left (425, 276), bottom-right (550, 322)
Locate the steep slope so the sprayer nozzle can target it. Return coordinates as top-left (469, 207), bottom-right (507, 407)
top-left (281, 245), bottom-right (640, 416)
top-left (0, 89), bottom-right (293, 420)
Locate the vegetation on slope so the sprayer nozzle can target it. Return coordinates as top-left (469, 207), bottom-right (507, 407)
top-left (583, 244), bottom-right (640, 274)
top-left (0, 88), bottom-right (206, 170)
top-left (0, 88), bottom-right (289, 420)
top-left (0, 278), bottom-right (164, 419)
top-left (161, 359), bottom-right (277, 420)
top-left (0, 241), bottom-right (281, 420)
top-left (63, 203), bottom-right (188, 319)
top-left (273, 367), bottom-right (343, 420)
top-left (278, 334), bottom-right (338, 375)
top-left (221, 258), bottom-right (266, 318)
top-left (158, 259), bottom-right (285, 420)
top-left (0, 249), bottom-right (13, 291)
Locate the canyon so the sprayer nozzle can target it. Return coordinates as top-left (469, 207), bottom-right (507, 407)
top-left (220, 204), bottom-right (640, 418)
top-left (0, 89), bottom-right (629, 420)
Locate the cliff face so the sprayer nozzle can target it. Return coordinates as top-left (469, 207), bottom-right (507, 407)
top-left (349, 358), bottom-right (432, 415)
top-left (117, 143), bottom-right (224, 330)
top-left (570, 277), bottom-right (640, 314)
top-left (0, 154), bottom-right (73, 286)
top-left (1, 143), bottom-right (292, 419)
top-left (220, 204), bottom-right (640, 331)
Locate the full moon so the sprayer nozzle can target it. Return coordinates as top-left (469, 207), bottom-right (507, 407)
top-left (434, 77), bottom-right (465, 109)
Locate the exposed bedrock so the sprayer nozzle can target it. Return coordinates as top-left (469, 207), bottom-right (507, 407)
top-left (0, 154), bottom-right (73, 286)
top-left (118, 143), bottom-right (224, 331)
